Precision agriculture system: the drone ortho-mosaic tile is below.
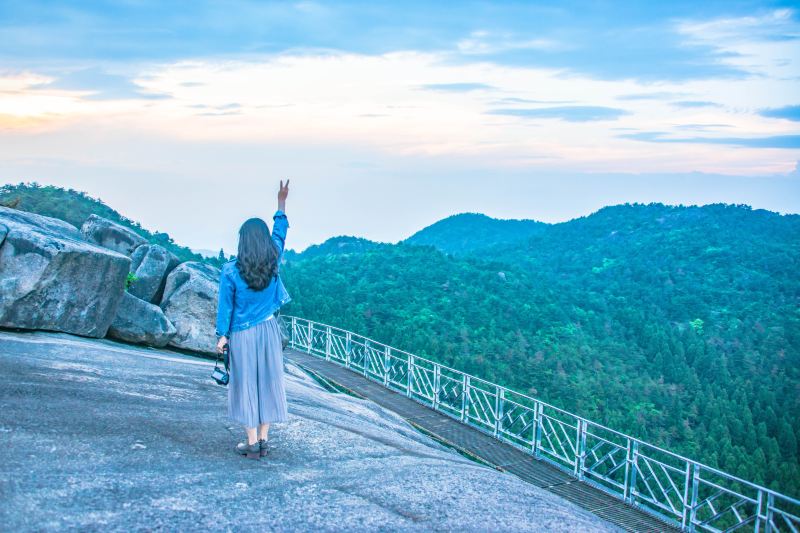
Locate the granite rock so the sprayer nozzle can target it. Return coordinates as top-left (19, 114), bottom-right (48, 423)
top-left (81, 214), bottom-right (147, 256)
top-left (108, 291), bottom-right (177, 347)
top-left (160, 261), bottom-right (220, 354)
top-left (0, 330), bottom-right (620, 532)
top-left (128, 244), bottom-right (180, 303)
top-left (0, 207), bottom-right (130, 338)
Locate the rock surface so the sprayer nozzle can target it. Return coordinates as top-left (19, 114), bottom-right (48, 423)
top-left (160, 261), bottom-right (220, 354)
top-left (0, 207), bottom-right (130, 338)
top-left (0, 329), bottom-right (619, 532)
top-left (81, 214), bottom-right (148, 256)
top-left (128, 244), bottom-right (179, 303)
top-left (107, 291), bottom-right (177, 347)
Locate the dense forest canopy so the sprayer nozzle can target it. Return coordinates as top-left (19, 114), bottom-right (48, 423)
top-left (283, 203), bottom-right (800, 497)
top-left (3, 183), bottom-right (798, 497)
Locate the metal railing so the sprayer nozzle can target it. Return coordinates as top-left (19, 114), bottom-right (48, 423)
top-left (280, 314), bottom-right (800, 532)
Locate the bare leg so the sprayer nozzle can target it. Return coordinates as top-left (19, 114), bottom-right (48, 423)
top-left (258, 423), bottom-right (270, 441)
top-left (245, 426), bottom-right (258, 445)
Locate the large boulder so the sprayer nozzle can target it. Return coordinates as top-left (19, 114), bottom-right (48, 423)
top-left (0, 207), bottom-right (130, 338)
top-left (81, 214), bottom-right (147, 256)
top-left (160, 261), bottom-right (220, 353)
top-left (108, 291), bottom-right (177, 347)
top-left (128, 244), bottom-right (179, 303)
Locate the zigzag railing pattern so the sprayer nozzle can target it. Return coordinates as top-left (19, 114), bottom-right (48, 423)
top-left (282, 315), bottom-right (800, 532)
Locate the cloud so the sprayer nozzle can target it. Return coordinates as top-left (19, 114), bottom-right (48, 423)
top-left (675, 9), bottom-right (800, 78)
top-left (0, 1), bottom-right (771, 83)
top-left (671, 100), bottom-right (723, 108)
top-left (34, 68), bottom-right (171, 100)
top-left (677, 8), bottom-right (800, 44)
top-left (488, 106), bottom-right (629, 122)
top-left (456, 30), bottom-right (567, 55)
top-left (760, 105), bottom-right (800, 121)
top-left (490, 97), bottom-right (575, 105)
top-left (617, 92), bottom-right (688, 101)
top-left (674, 123), bottom-right (733, 131)
top-left (620, 131), bottom-right (800, 149)
top-left (418, 82), bottom-right (494, 92)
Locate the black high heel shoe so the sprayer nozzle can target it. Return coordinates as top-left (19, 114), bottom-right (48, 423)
top-left (258, 439), bottom-right (269, 457)
top-left (235, 441), bottom-right (260, 460)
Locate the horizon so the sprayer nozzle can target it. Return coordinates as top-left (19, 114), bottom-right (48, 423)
top-left (4, 180), bottom-right (795, 255)
top-left (1, 1), bottom-right (799, 252)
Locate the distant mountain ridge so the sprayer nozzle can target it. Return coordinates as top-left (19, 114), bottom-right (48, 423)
top-left (287, 235), bottom-right (388, 262)
top-left (404, 212), bottom-right (546, 254)
top-left (0, 182), bottom-right (210, 265)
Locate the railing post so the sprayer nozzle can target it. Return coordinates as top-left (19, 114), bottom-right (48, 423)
top-left (460, 375), bottom-right (470, 422)
top-left (290, 316), bottom-right (297, 348)
top-left (625, 440), bottom-right (639, 504)
top-left (345, 331), bottom-right (352, 368)
top-left (432, 364), bottom-right (441, 410)
top-left (688, 463), bottom-right (700, 532)
top-left (575, 419), bottom-right (587, 480)
top-left (533, 402), bottom-right (543, 457)
top-left (325, 326), bottom-right (332, 361)
top-left (755, 489), bottom-right (765, 533)
top-left (681, 460), bottom-right (692, 531)
top-left (383, 346), bottom-right (390, 387)
top-left (363, 339), bottom-right (370, 377)
top-left (764, 492), bottom-right (775, 533)
top-left (493, 387), bottom-right (505, 438)
top-left (406, 355), bottom-right (414, 397)
top-left (306, 321), bottom-right (312, 354)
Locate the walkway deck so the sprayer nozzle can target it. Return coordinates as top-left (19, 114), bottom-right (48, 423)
top-left (285, 347), bottom-right (679, 533)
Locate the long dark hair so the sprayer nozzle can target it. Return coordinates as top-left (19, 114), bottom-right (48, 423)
top-left (236, 218), bottom-right (279, 291)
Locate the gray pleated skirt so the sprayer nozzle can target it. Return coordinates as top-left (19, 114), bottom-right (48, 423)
top-left (227, 316), bottom-right (289, 427)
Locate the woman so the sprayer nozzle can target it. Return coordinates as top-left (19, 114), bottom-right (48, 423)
top-left (215, 179), bottom-right (292, 460)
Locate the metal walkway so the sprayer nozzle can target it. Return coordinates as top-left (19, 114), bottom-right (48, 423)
top-left (285, 347), bottom-right (676, 533)
top-left (281, 315), bottom-right (800, 533)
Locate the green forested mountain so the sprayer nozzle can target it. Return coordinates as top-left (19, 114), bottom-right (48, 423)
top-left (0, 183), bottom-right (215, 265)
top-left (404, 212), bottom-right (545, 254)
top-left (286, 235), bottom-right (387, 262)
top-left (281, 203), bottom-right (800, 496)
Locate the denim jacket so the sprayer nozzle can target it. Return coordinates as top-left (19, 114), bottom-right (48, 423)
top-left (215, 210), bottom-right (292, 338)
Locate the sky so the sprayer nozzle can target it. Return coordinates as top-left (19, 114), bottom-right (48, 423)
top-left (1, 1), bottom-right (798, 253)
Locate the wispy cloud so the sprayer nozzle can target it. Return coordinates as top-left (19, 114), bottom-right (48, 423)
top-left (456, 30), bottom-right (567, 55)
top-left (34, 68), bottom-right (171, 101)
top-left (489, 97), bottom-right (575, 105)
top-left (671, 100), bottom-right (723, 108)
top-left (418, 82), bottom-right (494, 92)
top-left (760, 105), bottom-right (800, 121)
top-left (621, 131), bottom-right (800, 149)
top-left (674, 123), bottom-right (733, 132)
top-left (617, 92), bottom-right (689, 101)
top-left (675, 8), bottom-right (800, 78)
top-left (488, 106), bottom-right (629, 122)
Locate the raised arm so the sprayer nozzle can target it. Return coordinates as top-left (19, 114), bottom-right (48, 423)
top-left (272, 179), bottom-right (290, 256)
